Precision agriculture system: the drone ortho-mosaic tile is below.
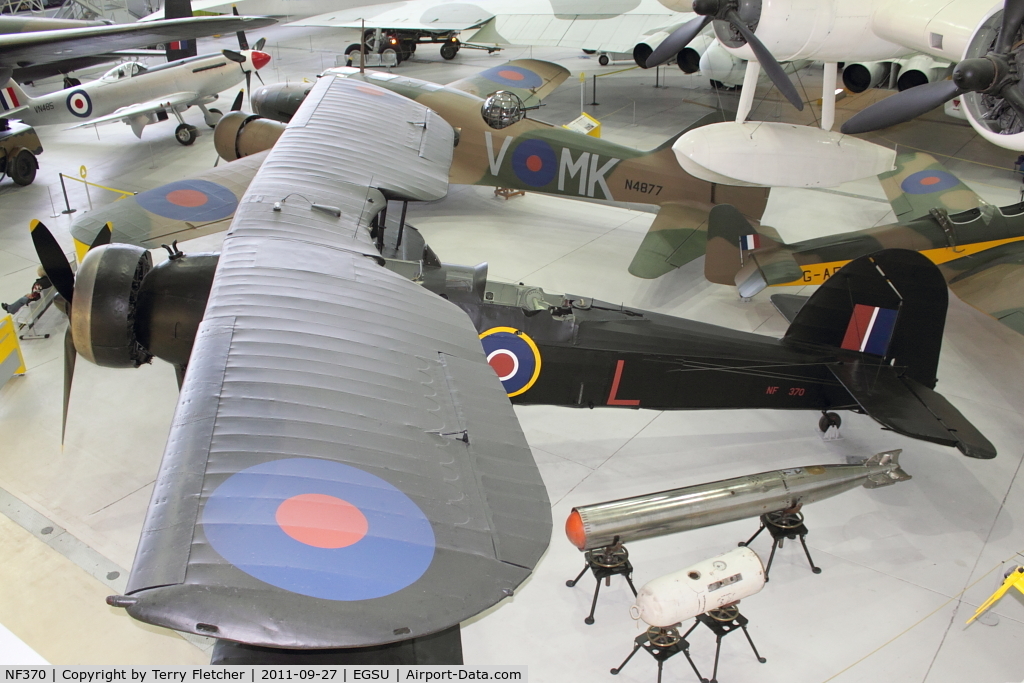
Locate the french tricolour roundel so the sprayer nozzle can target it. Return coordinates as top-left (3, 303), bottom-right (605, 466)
top-left (135, 179), bottom-right (239, 222)
top-left (480, 65), bottom-right (544, 90)
top-left (202, 458), bottom-right (436, 601)
top-left (900, 169), bottom-right (959, 195)
top-left (512, 139), bottom-right (557, 187)
top-left (66, 90), bottom-right (92, 118)
top-left (479, 326), bottom-right (542, 397)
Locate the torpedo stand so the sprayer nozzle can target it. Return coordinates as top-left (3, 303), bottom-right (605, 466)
top-left (610, 623), bottom-right (702, 683)
top-left (565, 539), bottom-right (638, 624)
top-left (739, 509), bottom-right (821, 581)
top-left (610, 605), bottom-right (765, 683)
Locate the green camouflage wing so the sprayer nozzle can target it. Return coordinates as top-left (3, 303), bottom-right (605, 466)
top-left (628, 203), bottom-right (713, 279)
top-left (445, 59), bottom-right (570, 107)
top-left (878, 152), bottom-right (981, 223)
top-left (70, 151), bottom-right (267, 251)
top-left (943, 241), bottom-right (1024, 334)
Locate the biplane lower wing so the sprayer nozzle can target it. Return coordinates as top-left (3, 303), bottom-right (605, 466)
top-left (70, 151), bottom-right (267, 258)
top-left (120, 76), bottom-right (551, 651)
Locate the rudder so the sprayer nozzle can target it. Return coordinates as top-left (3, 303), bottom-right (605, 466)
top-left (784, 249), bottom-right (946, 388)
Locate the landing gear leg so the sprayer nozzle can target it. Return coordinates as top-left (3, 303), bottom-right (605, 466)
top-left (171, 109), bottom-right (197, 146)
top-left (199, 104), bottom-right (222, 128)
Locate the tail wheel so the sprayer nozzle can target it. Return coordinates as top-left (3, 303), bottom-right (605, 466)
top-left (175, 123), bottom-right (197, 146)
top-left (9, 149), bottom-right (37, 186)
top-left (818, 411), bottom-right (842, 433)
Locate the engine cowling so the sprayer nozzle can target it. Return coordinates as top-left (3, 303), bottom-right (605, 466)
top-left (71, 245), bottom-right (218, 369)
top-left (711, 0), bottom-right (912, 63)
top-left (636, 30), bottom-right (714, 71)
top-left (213, 111), bottom-right (286, 162)
top-left (699, 39), bottom-right (747, 86)
top-left (894, 54), bottom-right (951, 91)
top-left (251, 82), bottom-right (312, 123)
top-left (958, 8), bottom-right (1024, 150)
top-left (841, 61), bottom-right (891, 92)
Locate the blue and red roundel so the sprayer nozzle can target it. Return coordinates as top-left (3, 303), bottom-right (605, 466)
top-left (480, 65), bottom-right (544, 90)
top-left (66, 90), bottom-right (92, 118)
top-left (202, 458), bottom-right (435, 601)
top-left (512, 139), bottom-right (557, 187)
top-left (136, 179), bottom-right (238, 222)
top-left (900, 170), bottom-right (959, 195)
top-left (479, 326), bottom-right (542, 397)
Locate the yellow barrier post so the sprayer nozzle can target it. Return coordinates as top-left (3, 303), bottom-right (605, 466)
top-left (0, 314), bottom-right (27, 389)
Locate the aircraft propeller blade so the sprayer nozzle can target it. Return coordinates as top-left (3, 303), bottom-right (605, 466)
top-left (725, 9), bottom-right (803, 110)
top-left (62, 325), bottom-right (77, 445)
top-left (841, 0), bottom-right (1024, 134)
top-left (231, 89), bottom-right (245, 112)
top-left (254, 70), bottom-right (265, 86)
top-left (90, 223), bottom-right (112, 250)
top-left (996, 0), bottom-right (1024, 54)
top-left (840, 79), bottom-right (962, 134)
top-left (222, 49), bottom-right (246, 64)
top-left (254, 37), bottom-right (267, 52)
top-left (29, 220), bottom-right (75, 304)
top-left (645, 15), bottom-right (711, 68)
top-left (232, 6), bottom-right (250, 51)
top-left (245, 71), bottom-right (252, 109)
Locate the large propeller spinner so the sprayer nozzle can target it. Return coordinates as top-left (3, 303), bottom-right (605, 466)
top-left (29, 220), bottom-right (110, 444)
top-left (646, 0), bottom-right (804, 111)
top-left (842, 0), bottom-right (1024, 134)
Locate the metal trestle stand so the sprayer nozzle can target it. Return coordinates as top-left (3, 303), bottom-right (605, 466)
top-left (739, 510), bottom-right (821, 580)
top-left (685, 606), bottom-right (766, 683)
top-left (565, 541), bottom-right (637, 624)
top-left (610, 625), bottom-right (705, 683)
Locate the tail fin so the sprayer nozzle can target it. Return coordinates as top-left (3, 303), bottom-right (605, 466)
top-left (1, 80), bottom-right (34, 111)
top-left (862, 450), bottom-right (911, 489)
top-left (704, 204), bottom-right (796, 297)
top-left (785, 249), bottom-right (944, 387)
top-left (786, 249), bottom-right (995, 459)
top-left (163, 0), bottom-right (198, 61)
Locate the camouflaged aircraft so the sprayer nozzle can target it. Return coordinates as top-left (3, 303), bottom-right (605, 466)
top-left (65, 59), bottom-right (771, 276)
top-left (703, 152), bottom-right (1024, 335)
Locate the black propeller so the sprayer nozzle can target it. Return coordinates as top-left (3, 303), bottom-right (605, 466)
top-left (29, 220), bottom-right (111, 444)
top-left (231, 89), bottom-right (245, 112)
top-left (233, 6), bottom-right (250, 51)
top-left (646, 15), bottom-right (711, 69)
top-left (842, 0), bottom-right (1024, 134)
top-left (646, 0), bottom-right (804, 111)
top-left (222, 49), bottom-right (246, 64)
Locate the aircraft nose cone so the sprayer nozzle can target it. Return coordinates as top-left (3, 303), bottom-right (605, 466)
top-left (250, 50), bottom-right (271, 70)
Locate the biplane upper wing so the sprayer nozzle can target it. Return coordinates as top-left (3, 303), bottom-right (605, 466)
top-left (445, 59), bottom-right (570, 107)
top-left (120, 75), bottom-right (551, 648)
top-left (877, 152), bottom-right (982, 223)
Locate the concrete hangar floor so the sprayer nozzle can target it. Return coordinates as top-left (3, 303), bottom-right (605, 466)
top-left (1, 15), bottom-right (1024, 682)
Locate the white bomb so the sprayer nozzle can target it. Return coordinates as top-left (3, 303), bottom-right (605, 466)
top-left (630, 547), bottom-right (766, 627)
